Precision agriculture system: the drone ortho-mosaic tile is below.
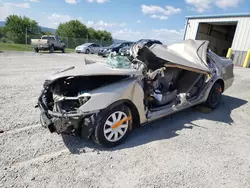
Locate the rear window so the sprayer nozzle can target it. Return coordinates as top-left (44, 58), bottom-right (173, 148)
top-left (41, 36), bottom-right (55, 40)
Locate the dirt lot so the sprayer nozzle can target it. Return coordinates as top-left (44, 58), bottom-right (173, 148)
top-left (0, 51), bottom-right (250, 188)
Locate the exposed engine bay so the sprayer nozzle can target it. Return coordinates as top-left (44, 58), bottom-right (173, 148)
top-left (39, 75), bottom-right (131, 135)
top-left (49, 75), bottom-right (129, 111)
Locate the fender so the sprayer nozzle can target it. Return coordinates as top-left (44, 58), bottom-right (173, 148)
top-left (78, 77), bottom-right (147, 124)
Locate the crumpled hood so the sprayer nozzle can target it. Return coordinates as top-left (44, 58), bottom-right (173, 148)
top-left (47, 60), bottom-right (142, 82)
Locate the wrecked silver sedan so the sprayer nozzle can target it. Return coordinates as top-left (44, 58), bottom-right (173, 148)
top-left (37, 39), bottom-right (234, 147)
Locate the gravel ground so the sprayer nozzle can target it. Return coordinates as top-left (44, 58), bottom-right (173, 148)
top-left (0, 51), bottom-right (250, 188)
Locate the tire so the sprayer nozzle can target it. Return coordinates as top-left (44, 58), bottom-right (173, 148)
top-left (85, 49), bottom-right (90, 54)
top-left (34, 48), bottom-right (39, 53)
top-left (93, 104), bottom-right (133, 147)
top-left (49, 45), bottom-right (54, 53)
top-left (205, 82), bottom-right (222, 109)
top-left (62, 46), bottom-right (65, 53)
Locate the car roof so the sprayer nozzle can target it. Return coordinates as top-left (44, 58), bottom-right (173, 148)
top-left (120, 41), bottom-right (133, 44)
top-left (138, 39), bottom-right (160, 42)
top-left (83, 43), bottom-right (93, 45)
top-left (42, 35), bottom-right (55, 37)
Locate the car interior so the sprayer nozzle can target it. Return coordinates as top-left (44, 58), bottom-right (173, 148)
top-left (136, 46), bottom-right (208, 110)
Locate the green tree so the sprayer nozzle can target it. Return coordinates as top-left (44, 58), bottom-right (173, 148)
top-left (56, 20), bottom-right (113, 48)
top-left (5, 15), bottom-right (42, 44)
top-left (91, 30), bottom-right (112, 42)
top-left (56, 20), bottom-right (88, 39)
top-left (87, 27), bottom-right (96, 39)
top-left (100, 30), bottom-right (112, 41)
top-left (0, 27), bottom-right (6, 38)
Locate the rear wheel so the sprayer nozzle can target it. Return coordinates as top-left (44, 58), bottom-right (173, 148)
top-left (93, 104), bottom-right (133, 147)
top-left (34, 48), bottom-right (39, 53)
top-left (205, 82), bottom-right (222, 109)
top-left (62, 46), bottom-right (65, 53)
top-left (49, 45), bottom-right (54, 53)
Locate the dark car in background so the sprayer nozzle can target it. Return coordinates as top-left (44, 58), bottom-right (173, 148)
top-left (118, 43), bottom-right (135, 56)
top-left (98, 42), bottom-right (134, 57)
top-left (118, 39), bottom-right (163, 56)
top-left (136, 39), bottom-right (163, 46)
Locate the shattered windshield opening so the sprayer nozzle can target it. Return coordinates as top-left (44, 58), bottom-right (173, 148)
top-left (106, 53), bottom-right (133, 69)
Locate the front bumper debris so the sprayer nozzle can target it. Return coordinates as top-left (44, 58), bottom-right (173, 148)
top-left (37, 90), bottom-right (100, 139)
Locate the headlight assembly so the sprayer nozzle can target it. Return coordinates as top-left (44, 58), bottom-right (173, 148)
top-left (78, 96), bottom-right (91, 106)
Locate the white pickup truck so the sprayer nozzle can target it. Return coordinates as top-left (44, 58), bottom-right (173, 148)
top-left (31, 35), bottom-right (65, 53)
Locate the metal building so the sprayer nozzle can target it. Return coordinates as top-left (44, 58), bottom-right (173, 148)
top-left (183, 13), bottom-right (250, 67)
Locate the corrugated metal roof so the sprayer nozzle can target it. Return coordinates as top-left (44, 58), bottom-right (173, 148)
top-left (186, 13), bottom-right (250, 19)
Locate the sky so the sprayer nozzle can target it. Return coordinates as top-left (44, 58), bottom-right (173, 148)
top-left (0, 0), bottom-right (249, 44)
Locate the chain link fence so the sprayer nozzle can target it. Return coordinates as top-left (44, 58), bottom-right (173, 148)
top-left (62, 37), bottom-right (112, 49)
top-left (0, 33), bottom-right (113, 51)
top-left (0, 33), bottom-right (40, 51)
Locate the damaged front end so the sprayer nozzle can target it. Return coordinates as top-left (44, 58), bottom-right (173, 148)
top-left (37, 75), bottom-right (129, 138)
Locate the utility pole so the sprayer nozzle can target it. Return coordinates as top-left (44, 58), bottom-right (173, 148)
top-left (101, 37), bottom-right (104, 46)
top-left (25, 27), bottom-right (27, 46)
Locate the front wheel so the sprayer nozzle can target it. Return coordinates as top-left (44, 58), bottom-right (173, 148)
top-left (49, 45), bottom-right (54, 53)
top-left (205, 82), bottom-right (222, 109)
top-left (93, 104), bottom-right (133, 147)
top-left (85, 49), bottom-right (90, 54)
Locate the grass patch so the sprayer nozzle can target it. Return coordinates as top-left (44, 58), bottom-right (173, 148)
top-left (0, 42), bottom-right (74, 53)
top-left (0, 43), bottom-right (33, 51)
top-left (65, 48), bottom-right (75, 53)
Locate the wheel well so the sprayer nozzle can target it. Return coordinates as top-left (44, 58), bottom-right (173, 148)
top-left (124, 101), bottom-right (141, 129)
top-left (215, 79), bottom-right (225, 92)
top-left (106, 99), bottom-right (141, 129)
